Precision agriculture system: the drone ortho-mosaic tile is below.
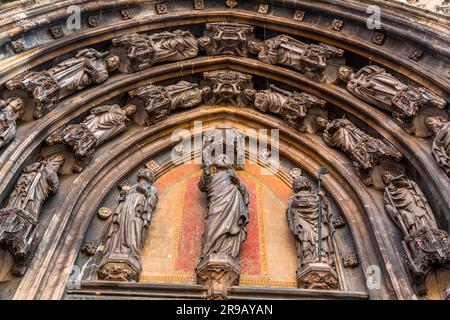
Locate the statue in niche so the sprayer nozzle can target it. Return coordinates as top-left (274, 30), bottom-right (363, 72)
top-left (196, 154), bottom-right (249, 299)
top-left (203, 70), bottom-right (253, 107)
top-left (128, 81), bottom-right (211, 125)
top-left (244, 85), bottom-right (326, 131)
top-left (425, 116), bottom-right (450, 176)
top-left (248, 35), bottom-right (344, 82)
top-left (46, 104), bottom-right (136, 172)
top-left (198, 22), bottom-right (254, 57)
top-left (0, 98), bottom-right (24, 148)
top-left (337, 65), bottom-right (447, 134)
top-left (382, 171), bottom-right (450, 295)
top-left (111, 30), bottom-right (198, 73)
top-left (316, 115), bottom-right (403, 186)
top-left (286, 175), bottom-right (338, 290)
top-left (97, 168), bottom-right (158, 282)
top-left (5, 49), bottom-right (120, 119)
top-left (0, 154), bottom-right (64, 275)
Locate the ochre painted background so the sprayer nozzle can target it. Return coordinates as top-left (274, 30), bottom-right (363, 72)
top-left (140, 163), bottom-right (298, 287)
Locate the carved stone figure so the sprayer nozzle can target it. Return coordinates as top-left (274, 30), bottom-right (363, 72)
top-left (46, 104), bottom-right (136, 172)
top-left (382, 172), bottom-right (450, 295)
top-left (244, 85), bottom-right (326, 131)
top-left (202, 127), bottom-right (245, 170)
top-left (111, 30), bottom-right (198, 73)
top-left (97, 169), bottom-right (158, 282)
top-left (128, 81), bottom-right (211, 125)
top-left (5, 49), bottom-right (120, 119)
top-left (196, 154), bottom-right (249, 299)
top-left (203, 70), bottom-right (253, 107)
top-left (316, 116), bottom-right (403, 186)
top-left (338, 65), bottom-right (447, 134)
top-left (198, 22), bottom-right (254, 57)
top-left (425, 116), bottom-right (450, 176)
top-left (0, 155), bottom-right (64, 275)
top-left (286, 175), bottom-right (338, 289)
top-left (248, 35), bottom-right (344, 82)
top-left (0, 98), bottom-right (24, 148)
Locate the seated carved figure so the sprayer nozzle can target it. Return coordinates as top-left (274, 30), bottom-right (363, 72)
top-left (245, 85), bottom-right (326, 131)
top-left (248, 35), bottom-right (344, 82)
top-left (316, 115), bottom-right (403, 186)
top-left (0, 98), bottom-right (24, 148)
top-left (338, 65), bottom-right (446, 134)
top-left (382, 171), bottom-right (450, 295)
top-left (128, 81), bottom-right (211, 125)
top-left (46, 104), bottom-right (136, 172)
top-left (286, 175), bottom-right (338, 290)
top-left (426, 116), bottom-right (450, 176)
top-left (111, 30), bottom-right (199, 73)
top-left (5, 49), bottom-right (120, 119)
top-left (0, 155), bottom-right (64, 275)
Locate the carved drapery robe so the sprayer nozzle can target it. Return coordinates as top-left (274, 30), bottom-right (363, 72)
top-left (383, 176), bottom-right (438, 237)
top-left (82, 105), bottom-right (129, 146)
top-left (287, 190), bottom-right (335, 269)
top-left (47, 49), bottom-right (110, 95)
top-left (198, 169), bottom-right (249, 259)
top-left (0, 102), bottom-right (18, 148)
top-left (152, 30), bottom-right (198, 64)
top-left (5, 158), bottom-right (61, 219)
top-left (166, 81), bottom-right (205, 109)
top-left (431, 121), bottom-right (450, 176)
top-left (100, 179), bottom-right (158, 274)
top-left (251, 87), bottom-right (289, 114)
top-left (321, 118), bottom-right (402, 183)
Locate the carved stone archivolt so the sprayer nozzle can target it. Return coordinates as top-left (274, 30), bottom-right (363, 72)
top-left (286, 175), bottom-right (339, 290)
top-left (0, 155), bottom-right (64, 275)
top-left (196, 154), bottom-right (249, 299)
top-left (248, 35), bottom-right (345, 82)
top-left (46, 104), bottom-right (136, 172)
top-left (338, 65), bottom-right (447, 135)
top-left (4, 49), bottom-right (120, 120)
top-left (382, 172), bottom-right (450, 295)
top-left (96, 168), bottom-right (158, 282)
top-left (0, 98), bottom-right (24, 149)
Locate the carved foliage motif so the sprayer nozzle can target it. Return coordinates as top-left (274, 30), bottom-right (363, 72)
top-left (198, 22), bottom-right (254, 57)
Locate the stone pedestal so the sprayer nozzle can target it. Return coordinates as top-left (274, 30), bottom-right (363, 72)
top-left (0, 208), bottom-right (38, 276)
top-left (97, 258), bottom-right (140, 282)
top-left (196, 254), bottom-right (240, 300)
top-left (297, 262), bottom-right (339, 290)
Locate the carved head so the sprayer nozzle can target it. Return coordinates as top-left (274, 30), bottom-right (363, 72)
top-left (214, 154), bottom-right (232, 170)
top-left (247, 39), bottom-right (264, 54)
top-left (381, 171), bottom-right (395, 186)
top-left (293, 176), bottom-right (311, 192)
top-left (200, 86), bottom-right (212, 97)
top-left (48, 154), bottom-right (65, 170)
top-left (197, 36), bottom-right (211, 49)
top-left (137, 168), bottom-right (155, 184)
top-left (425, 116), bottom-right (446, 135)
top-left (315, 115), bottom-right (330, 129)
top-left (337, 66), bottom-right (355, 83)
top-left (243, 89), bottom-right (256, 101)
top-left (7, 97), bottom-right (24, 114)
top-left (105, 54), bottom-right (120, 72)
top-left (123, 104), bottom-right (137, 117)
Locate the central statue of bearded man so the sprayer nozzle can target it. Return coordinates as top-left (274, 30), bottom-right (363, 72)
top-left (198, 154), bottom-right (250, 261)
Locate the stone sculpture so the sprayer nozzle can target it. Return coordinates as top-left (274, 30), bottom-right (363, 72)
top-left (97, 168), bottom-right (158, 282)
top-left (0, 155), bottom-right (64, 275)
top-left (425, 116), bottom-right (450, 176)
top-left (0, 98), bottom-right (24, 148)
top-left (203, 70), bottom-right (253, 107)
